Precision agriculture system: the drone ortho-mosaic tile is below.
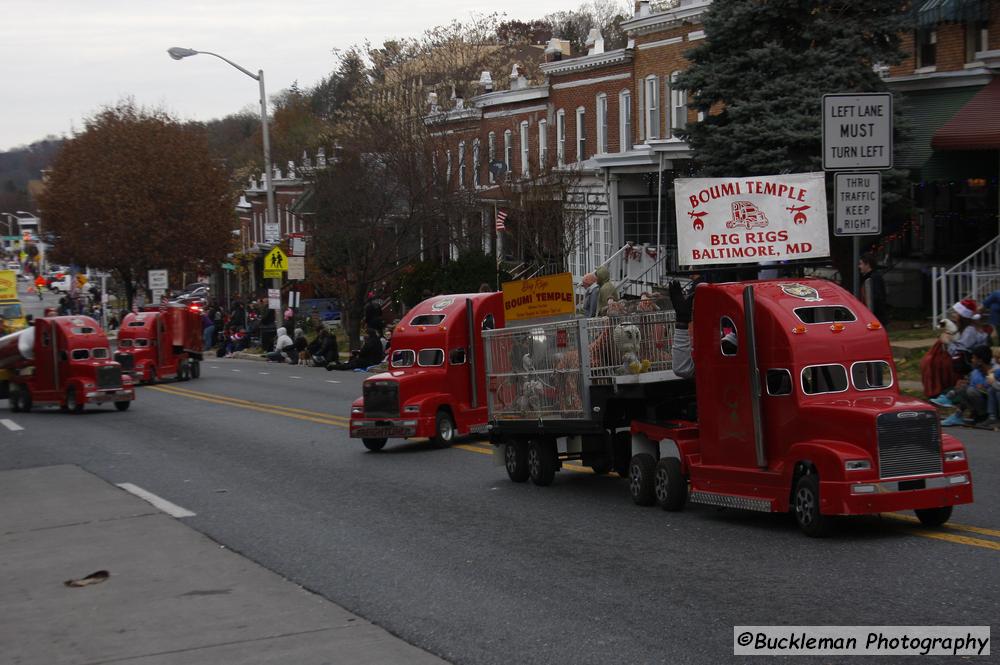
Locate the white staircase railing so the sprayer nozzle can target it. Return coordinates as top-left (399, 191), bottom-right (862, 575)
top-left (595, 242), bottom-right (668, 298)
top-left (931, 235), bottom-right (1000, 321)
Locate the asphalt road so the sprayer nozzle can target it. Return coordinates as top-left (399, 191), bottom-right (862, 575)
top-left (3, 283), bottom-right (999, 664)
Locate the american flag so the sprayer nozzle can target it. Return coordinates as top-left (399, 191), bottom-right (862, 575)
top-left (495, 208), bottom-right (507, 232)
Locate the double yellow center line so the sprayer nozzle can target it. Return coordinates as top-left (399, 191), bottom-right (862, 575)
top-left (148, 384), bottom-right (1000, 552)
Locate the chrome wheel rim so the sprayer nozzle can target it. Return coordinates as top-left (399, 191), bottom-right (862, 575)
top-left (795, 487), bottom-right (815, 526)
top-left (505, 445), bottom-right (517, 473)
top-left (655, 466), bottom-right (668, 502)
top-left (629, 463), bottom-right (642, 496)
top-left (528, 447), bottom-right (540, 477)
top-left (439, 418), bottom-right (453, 441)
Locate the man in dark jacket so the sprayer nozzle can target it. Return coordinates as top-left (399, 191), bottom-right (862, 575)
top-left (327, 329), bottom-right (383, 371)
top-left (858, 253), bottom-right (889, 324)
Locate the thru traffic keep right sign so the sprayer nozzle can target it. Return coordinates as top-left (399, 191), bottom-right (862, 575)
top-left (834, 172), bottom-right (881, 236)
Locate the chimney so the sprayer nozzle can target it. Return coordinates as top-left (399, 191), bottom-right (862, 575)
top-left (316, 147), bottom-right (327, 168)
top-left (636, 0), bottom-right (651, 18)
top-left (479, 70), bottom-right (494, 92)
top-left (287, 161), bottom-right (296, 178)
top-left (544, 37), bottom-right (563, 63)
top-left (585, 29), bottom-right (605, 56)
top-left (509, 64), bottom-right (527, 90)
top-left (427, 91), bottom-right (439, 112)
top-left (301, 150), bottom-right (311, 169)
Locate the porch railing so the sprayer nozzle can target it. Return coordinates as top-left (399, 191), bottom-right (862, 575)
top-left (931, 235), bottom-right (1000, 321)
top-left (595, 242), bottom-right (669, 298)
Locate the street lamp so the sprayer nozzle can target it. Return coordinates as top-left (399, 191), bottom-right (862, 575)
top-left (167, 47), bottom-right (277, 245)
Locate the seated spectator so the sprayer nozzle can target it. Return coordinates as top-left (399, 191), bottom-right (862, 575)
top-left (309, 328), bottom-right (339, 366)
top-left (327, 329), bottom-right (384, 371)
top-left (983, 348), bottom-right (1000, 429)
top-left (937, 345), bottom-right (991, 426)
top-left (922, 319), bottom-right (959, 400)
top-left (292, 328), bottom-right (309, 365)
top-left (264, 326), bottom-right (295, 363)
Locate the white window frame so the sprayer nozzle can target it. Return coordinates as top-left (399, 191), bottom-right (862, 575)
top-left (472, 138), bottom-right (481, 188)
top-left (596, 94), bottom-right (608, 154)
top-left (488, 132), bottom-right (496, 183)
top-left (446, 149), bottom-right (452, 183)
top-left (645, 76), bottom-right (659, 140)
top-left (504, 129), bottom-right (513, 179)
top-left (458, 141), bottom-right (466, 189)
top-left (556, 109), bottom-right (566, 166)
top-left (576, 106), bottom-right (586, 162)
top-left (671, 71), bottom-right (687, 133)
top-left (538, 119), bottom-right (548, 168)
top-left (519, 120), bottom-right (529, 177)
top-left (619, 90), bottom-right (631, 153)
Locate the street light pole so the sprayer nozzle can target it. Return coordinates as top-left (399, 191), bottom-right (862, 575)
top-left (167, 47), bottom-right (277, 246)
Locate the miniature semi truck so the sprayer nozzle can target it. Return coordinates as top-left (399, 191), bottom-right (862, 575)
top-left (1, 315), bottom-right (135, 413)
top-left (484, 279), bottom-right (973, 536)
top-left (115, 304), bottom-right (204, 383)
top-left (349, 293), bottom-right (505, 451)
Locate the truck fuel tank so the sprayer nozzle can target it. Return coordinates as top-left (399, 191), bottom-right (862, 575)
top-left (0, 326), bottom-right (35, 370)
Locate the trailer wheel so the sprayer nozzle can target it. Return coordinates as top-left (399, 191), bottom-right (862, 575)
top-left (362, 438), bottom-right (387, 452)
top-left (915, 506), bottom-right (953, 527)
top-left (18, 387), bottom-right (31, 413)
top-left (190, 360), bottom-right (201, 379)
top-left (504, 440), bottom-right (529, 483)
top-left (612, 431), bottom-right (631, 477)
top-left (430, 409), bottom-right (456, 447)
top-left (178, 362), bottom-right (189, 381)
top-left (9, 385), bottom-right (22, 413)
top-left (793, 473), bottom-right (831, 537)
top-left (66, 387), bottom-right (84, 414)
top-left (654, 458), bottom-right (687, 511)
top-left (628, 454), bottom-right (656, 506)
top-left (114, 401), bottom-right (131, 412)
top-left (146, 367), bottom-right (157, 385)
top-left (527, 438), bottom-right (557, 486)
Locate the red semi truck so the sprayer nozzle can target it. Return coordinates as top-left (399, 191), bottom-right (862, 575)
top-left (349, 292), bottom-right (505, 451)
top-left (116, 304), bottom-right (204, 383)
top-left (484, 279), bottom-right (973, 536)
top-left (1, 315), bottom-right (136, 413)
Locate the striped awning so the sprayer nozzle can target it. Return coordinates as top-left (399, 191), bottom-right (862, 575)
top-left (932, 77), bottom-right (1000, 151)
top-left (916, 0), bottom-right (991, 27)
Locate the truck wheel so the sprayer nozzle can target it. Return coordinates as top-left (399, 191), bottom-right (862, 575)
top-left (628, 454), bottom-right (656, 506)
top-left (612, 431), bottom-right (631, 477)
top-left (18, 388), bottom-right (31, 413)
top-left (66, 387), bottom-right (84, 414)
top-left (362, 437), bottom-right (387, 452)
top-left (527, 438), bottom-right (557, 486)
top-left (114, 401), bottom-right (131, 412)
top-left (504, 440), bottom-right (529, 483)
top-left (915, 506), bottom-right (953, 527)
top-left (654, 458), bottom-right (687, 511)
top-left (9, 385), bottom-right (22, 413)
top-left (178, 362), bottom-right (189, 381)
top-left (190, 361), bottom-right (201, 379)
top-left (146, 367), bottom-right (157, 385)
top-left (793, 473), bottom-right (831, 537)
top-left (431, 410), bottom-right (456, 447)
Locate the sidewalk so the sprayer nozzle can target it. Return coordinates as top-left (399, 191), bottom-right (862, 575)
top-left (0, 465), bottom-right (447, 665)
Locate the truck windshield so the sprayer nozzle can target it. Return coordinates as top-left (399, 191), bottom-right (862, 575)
top-left (92, 348), bottom-right (110, 359)
top-left (852, 361), bottom-right (892, 390)
top-left (391, 350), bottom-right (415, 367)
top-left (71, 349), bottom-right (90, 360)
top-left (410, 314), bottom-right (446, 326)
top-left (801, 364), bottom-right (848, 394)
top-left (118, 339), bottom-right (133, 348)
top-left (0, 303), bottom-right (22, 318)
top-left (134, 339), bottom-right (149, 347)
top-left (417, 349), bottom-right (445, 366)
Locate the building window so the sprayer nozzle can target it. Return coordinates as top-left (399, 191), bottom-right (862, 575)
top-left (622, 198), bottom-right (677, 249)
top-left (576, 107), bottom-right (586, 161)
top-left (472, 138), bottom-right (481, 188)
top-left (458, 141), bottom-right (466, 189)
top-left (556, 110), bottom-right (566, 166)
top-left (488, 132), bottom-right (496, 183)
top-left (671, 71), bottom-right (687, 133)
top-left (917, 28), bottom-right (936, 68)
top-left (595, 94), bottom-right (608, 154)
top-left (538, 119), bottom-right (548, 168)
top-left (446, 150), bottom-right (452, 183)
top-left (645, 76), bottom-right (659, 140)
top-left (619, 90), bottom-right (631, 152)
top-left (519, 121), bottom-right (529, 177)
top-left (966, 22), bottom-right (988, 63)
top-left (504, 129), bottom-right (513, 177)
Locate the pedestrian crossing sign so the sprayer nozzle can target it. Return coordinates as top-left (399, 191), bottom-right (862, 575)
top-left (263, 246), bottom-right (287, 278)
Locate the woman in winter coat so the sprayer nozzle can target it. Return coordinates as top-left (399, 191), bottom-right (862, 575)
top-left (265, 326), bottom-right (294, 363)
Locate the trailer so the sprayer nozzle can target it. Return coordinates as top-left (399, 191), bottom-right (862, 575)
top-left (485, 279), bottom-right (973, 536)
top-left (116, 304), bottom-right (204, 383)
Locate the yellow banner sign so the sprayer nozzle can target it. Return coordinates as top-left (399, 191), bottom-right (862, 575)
top-left (0, 270), bottom-right (17, 300)
top-left (502, 272), bottom-right (575, 322)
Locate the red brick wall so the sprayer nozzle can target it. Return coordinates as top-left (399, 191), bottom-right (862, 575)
top-left (632, 22), bottom-right (700, 139)
top-left (548, 61), bottom-right (634, 160)
top-left (890, 9), bottom-right (1000, 77)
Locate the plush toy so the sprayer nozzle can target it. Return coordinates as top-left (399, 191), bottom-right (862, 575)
top-left (554, 350), bottom-right (583, 412)
top-left (613, 322), bottom-right (651, 374)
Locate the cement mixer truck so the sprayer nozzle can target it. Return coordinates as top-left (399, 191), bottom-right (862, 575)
top-left (1, 315), bottom-right (136, 413)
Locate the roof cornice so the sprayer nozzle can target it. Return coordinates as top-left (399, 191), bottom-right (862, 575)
top-left (471, 85), bottom-right (549, 108)
top-left (540, 48), bottom-right (632, 75)
top-left (620, 0), bottom-right (712, 36)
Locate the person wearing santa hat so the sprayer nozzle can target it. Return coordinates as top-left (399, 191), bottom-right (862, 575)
top-left (948, 298), bottom-right (988, 357)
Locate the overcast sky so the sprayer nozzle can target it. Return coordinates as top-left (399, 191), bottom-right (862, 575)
top-left (0, 0), bottom-right (587, 152)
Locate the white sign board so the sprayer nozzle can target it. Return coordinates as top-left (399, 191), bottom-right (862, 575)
top-left (291, 237), bottom-right (305, 256)
top-left (834, 173), bottom-right (881, 236)
top-left (152, 289), bottom-right (165, 303)
top-left (264, 222), bottom-right (281, 244)
top-left (287, 256), bottom-right (305, 280)
top-left (148, 269), bottom-right (168, 290)
top-left (822, 93), bottom-right (892, 170)
top-left (675, 173), bottom-right (830, 267)
top-left (268, 288), bottom-right (281, 311)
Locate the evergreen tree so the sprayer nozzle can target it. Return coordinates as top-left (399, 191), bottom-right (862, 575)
top-left (677, 0), bottom-right (910, 177)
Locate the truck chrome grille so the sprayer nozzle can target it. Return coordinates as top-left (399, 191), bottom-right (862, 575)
top-left (363, 381), bottom-right (399, 418)
top-left (876, 411), bottom-right (942, 479)
top-left (114, 352), bottom-right (134, 371)
top-left (97, 365), bottom-right (122, 390)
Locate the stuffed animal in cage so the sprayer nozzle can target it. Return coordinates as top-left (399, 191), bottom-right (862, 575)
top-left (517, 376), bottom-right (547, 413)
top-left (613, 322), bottom-right (651, 375)
top-left (554, 350), bottom-right (583, 412)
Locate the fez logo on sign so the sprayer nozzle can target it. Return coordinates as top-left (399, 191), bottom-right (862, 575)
top-left (675, 173), bottom-right (829, 267)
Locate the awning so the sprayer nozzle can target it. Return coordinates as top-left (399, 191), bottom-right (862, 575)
top-left (289, 187), bottom-right (316, 216)
top-left (916, 0), bottom-right (991, 27)
top-left (932, 77), bottom-right (1000, 151)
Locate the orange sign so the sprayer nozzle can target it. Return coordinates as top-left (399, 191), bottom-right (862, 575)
top-left (501, 272), bottom-right (575, 322)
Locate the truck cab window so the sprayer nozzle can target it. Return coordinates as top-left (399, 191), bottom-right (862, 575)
top-left (118, 339), bottom-right (133, 347)
top-left (450, 348), bottom-right (467, 365)
top-left (418, 349), bottom-right (445, 366)
top-left (410, 314), bottom-right (446, 326)
top-left (92, 348), bottom-right (110, 359)
top-left (134, 339), bottom-right (149, 347)
top-left (794, 306), bottom-right (856, 324)
top-left (391, 349), bottom-right (415, 367)
top-left (766, 369), bottom-right (792, 396)
top-left (71, 349), bottom-right (90, 361)
top-left (482, 314), bottom-right (495, 331)
top-left (851, 361), bottom-right (892, 390)
top-left (801, 364), bottom-right (848, 394)
top-left (720, 317), bottom-right (738, 356)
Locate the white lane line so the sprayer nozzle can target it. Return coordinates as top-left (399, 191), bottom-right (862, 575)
top-left (116, 483), bottom-right (196, 518)
top-left (326, 380), bottom-right (340, 384)
top-left (1, 419), bottom-right (24, 432)
top-left (290, 376), bottom-right (302, 379)
top-left (210, 366), bottom-right (219, 369)
top-left (258, 372), bottom-right (270, 375)
top-left (231, 369), bottom-right (241, 372)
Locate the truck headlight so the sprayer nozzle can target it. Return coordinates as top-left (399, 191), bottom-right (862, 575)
top-left (845, 459), bottom-right (871, 471)
top-left (351, 406), bottom-right (363, 415)
top-left (404, 405), bottom-right (420, 413)
top-left (943, 450), bottom-right (966, 462)
top-left (401, 420), bottom-right (417, 426)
